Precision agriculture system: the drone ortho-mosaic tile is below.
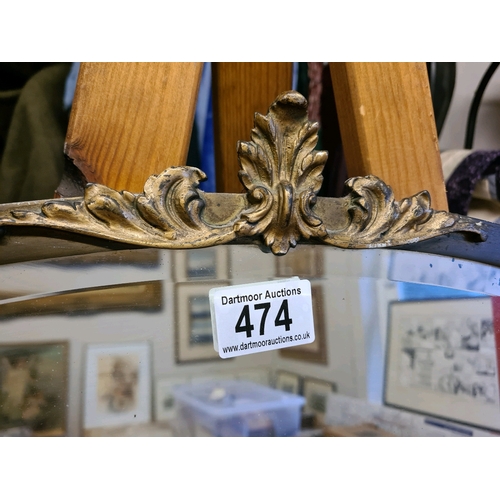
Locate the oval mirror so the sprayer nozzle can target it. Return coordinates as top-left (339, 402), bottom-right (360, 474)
top-left (1, 82), bottom-right (499, 439)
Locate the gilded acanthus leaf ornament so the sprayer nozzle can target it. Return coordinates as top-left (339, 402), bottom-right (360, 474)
top-left (234, 91), bottom-right (328, 254)
top-left (0, 90), bottom-right (488, 255)
top-left (324, 175), bottom-right (486, 248)
top-left (2, 166), bottom-right (235, 248)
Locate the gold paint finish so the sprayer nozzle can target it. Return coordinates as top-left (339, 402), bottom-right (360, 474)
top-left (0, 91), bottom-right (486, 255)
top-left (234, 92), bottom-right (328, 254)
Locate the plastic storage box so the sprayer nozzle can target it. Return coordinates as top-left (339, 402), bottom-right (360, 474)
top-left (172, 380), bottom-right (305, 437)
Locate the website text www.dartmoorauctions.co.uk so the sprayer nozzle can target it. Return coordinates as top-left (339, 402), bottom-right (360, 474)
top-left (221, 332), bottom-right (311, 354)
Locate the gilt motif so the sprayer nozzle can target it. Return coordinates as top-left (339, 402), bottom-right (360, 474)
top-left (234, 92), bottom-right (328, 254)
top-left (0, 90), bottom-right (487, 254)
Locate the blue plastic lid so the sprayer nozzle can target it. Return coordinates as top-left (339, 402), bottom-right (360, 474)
top-left (172, 380), bottom-right (305, 417)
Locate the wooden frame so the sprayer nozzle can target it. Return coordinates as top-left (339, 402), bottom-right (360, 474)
top-left (0, 281), bottom-right (163, 320)
top-left (323, 423), bottom-right (395, 437)
top-left (384, 297), bottom-right (500, 432)
top-left (47, 248), bottom-right (161, 268)
top-left (279, 284), bottom-right (327, 363)
top-left (0, 341), bottom-right (68, 436)
top-left (175, 282), bottom-right (230, 363)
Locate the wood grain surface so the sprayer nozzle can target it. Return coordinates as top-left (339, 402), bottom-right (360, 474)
top-left (65, 62), bottom-right (203, 194)
top-left (329, 62), bottom-right (448, 211)
top-left (212, 62), bottom-right (293, 193)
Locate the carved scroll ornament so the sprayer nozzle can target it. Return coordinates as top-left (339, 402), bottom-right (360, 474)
top-left (0, 91), bottom-right (486, 255)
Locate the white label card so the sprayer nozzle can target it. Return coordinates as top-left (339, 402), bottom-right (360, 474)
top-left (209, 278), bottom-right (315, 359)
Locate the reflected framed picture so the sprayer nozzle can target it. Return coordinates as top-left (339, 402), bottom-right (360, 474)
top-left (51, 248), bottom-right (161, 268)
top-left (275, 246), bottom-right (324, 278)
top-left (384, 297), bottom-right (500, 432)
top-left (279, 285), bottom-right (327, 363)
top-left (83, 342), bottom-right (151, 430)
top-left (174, 247), bottom-right (230, 282)
top-left (0, 281), bottom-right (163, 320)
top-left (0, 342), bottom-right (68, 436)
top-left (275, 370), bottom-right (301, 394)
top-left (175, 282), bottom-right (229, 363)
top-left (303, 377), bottom-right (337, 418)
top-left (155, 377), bottom-right (189, 421)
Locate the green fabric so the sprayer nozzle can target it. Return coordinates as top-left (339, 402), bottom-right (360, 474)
top-left (0, 89), bottom-right (21, 159)
top-left (0, 63), bottom-right (71, 203)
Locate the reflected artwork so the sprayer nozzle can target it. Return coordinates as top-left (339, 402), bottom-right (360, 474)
top-left (275, 370), bottom-right (301, 394)
top-left (0, 343), bottom-right (67, 436)
top-left (189, 295), bottom-right (213, 345)
top-left (174, 247), bottom-right (229, 282)
top-left (385, 297), bottom-right (500, 431)
top-left (84, 342), bottom-right (151, 430)
top-left (187, 249), bottom-right (218, 279)
top-left (97, 355), bottom-right (139, 413)
top-left (303, 378), bottom-right (337, 418)
top-left (176, 283), bottom-right (228, 363)
top-left (398, 314), bottom-right (499, 406)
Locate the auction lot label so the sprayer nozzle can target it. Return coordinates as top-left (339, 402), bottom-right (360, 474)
top-left (209, 278), bottom-right (315, 359)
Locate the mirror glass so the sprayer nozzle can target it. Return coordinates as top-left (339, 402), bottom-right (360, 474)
top-left (1, 244), bottom-right (499, 437)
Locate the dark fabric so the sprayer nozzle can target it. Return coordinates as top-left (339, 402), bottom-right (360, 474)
top-left (0, 63), bottom-right (72, 203)
top-left (0, 63), bottom-right (59, 162)
top-left (0, 63), bottom-right (57, 92)
top-left (317, 64), bottom-right (347, 198)
top-left (0, 89), bottom-right (21, 159)
top-left (295, 63), bottom-right (347, 198)
top-left (445, 150), bottom-right (500, 215)
top-left (307, 62), bottom-right (323, 124)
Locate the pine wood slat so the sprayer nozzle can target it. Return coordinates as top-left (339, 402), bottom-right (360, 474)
top-left (64, 62), bottom-right (203, 194)
top-left (212, 62), bottom-right (293, 193)
top-left (329, 62), bottom-right (448, 211)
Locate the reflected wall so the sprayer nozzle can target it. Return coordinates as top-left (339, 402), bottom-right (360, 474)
top-left (0, 244), bottom-right (499, 436)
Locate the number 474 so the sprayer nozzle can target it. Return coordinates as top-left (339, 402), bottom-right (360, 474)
top-left (235, 300), bottom-right (292, 338)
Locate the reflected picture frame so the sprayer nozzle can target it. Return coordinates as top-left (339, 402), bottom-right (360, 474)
top-left (274, 370), bottom-right (301, 394)
top-left (303, 377), bottom-right (337, 417)
top-left (0, 341), bottom-right (68, 436)
top-left (83, 341), bottom-right (152, 430)
top-left (174, 247), bottom-right (230, 282)
top-left (154, 376), bottom-right (189, 422)
top-left (279, 284), bottom-right (327, 364)
top-left (175, 282), bottom-right (230, 363)
top-left (384, 297), bottom-right (500, 432)
top-left (0, 281), bottom-right (163, 320)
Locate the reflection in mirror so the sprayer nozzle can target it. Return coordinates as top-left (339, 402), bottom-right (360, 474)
top-left (0, 245), bottom-right (499, 437)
